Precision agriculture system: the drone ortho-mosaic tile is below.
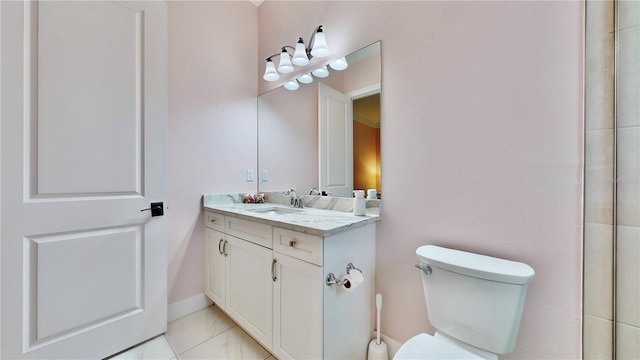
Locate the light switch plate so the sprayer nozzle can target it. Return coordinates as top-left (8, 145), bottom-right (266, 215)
top-left (246, 169), bottom-right (254, 182)
top-left (262, 169), bottom-right (268, 182)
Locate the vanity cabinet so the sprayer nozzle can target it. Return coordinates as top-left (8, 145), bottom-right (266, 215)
top-left (271, 227), bottom-right (324, 359)
top-left (203, 209), bottom-right (375, 359)
top-left (272, 251), bottom-right (323, 359)
top-left (204, 227), bottom-right (226, 308)
top-left (225, 233), bottom-right (273, 348)
top-left (204, 211), bottom-right (226, 307)
top-left (204, 213), bottom-right (273, 349)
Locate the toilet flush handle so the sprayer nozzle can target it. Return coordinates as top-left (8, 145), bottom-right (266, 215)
top-left (415, 264), bottom-right (432, 276)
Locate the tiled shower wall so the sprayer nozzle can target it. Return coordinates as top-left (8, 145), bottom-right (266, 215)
top-left (584, 1), bottom-right (640, 358)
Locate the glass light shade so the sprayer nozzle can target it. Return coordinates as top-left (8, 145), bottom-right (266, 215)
top-left (297, 73), bottom-right (313, 84)
top-left (278, 51), bottom-right (294, 73)
top-left (310, 31), bottom-right (329, 57)
top-left (263, 60), bottom-right (280, 81)
top-left (312, 65), bottom-right (329, 78)
top-left (284, 79), bottom-right (299, 91)
top-left (292, 40), bottom-right (310, 66)
top-left (329, 57), bottom-right (348, 71)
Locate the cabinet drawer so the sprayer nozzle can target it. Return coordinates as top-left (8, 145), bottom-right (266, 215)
top-left (205, 211), bottom-right (225, 232)
top-left (273, 227), bottom-right (323, 266)
top-left (226, 217), bottom-right (272, 249)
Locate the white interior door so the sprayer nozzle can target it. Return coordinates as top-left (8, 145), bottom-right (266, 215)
top-left (318, 83), bottom-right (353, 197)
top-left (1, 1), bottom-right (168, 358)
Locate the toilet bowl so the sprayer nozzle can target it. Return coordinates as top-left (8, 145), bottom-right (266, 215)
top-left (394, 245), bottom-right (535, 359)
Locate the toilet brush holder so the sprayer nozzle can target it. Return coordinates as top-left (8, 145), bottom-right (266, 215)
top-left (367, 339), bottom-right (389, 360)
top-left (367, 293), bottom-right (389, 360)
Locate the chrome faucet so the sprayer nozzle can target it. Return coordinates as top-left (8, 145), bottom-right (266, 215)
top-left (309, 188), bottom-right (320, 196)
top-left (288, 189), bottom-right (304, 208)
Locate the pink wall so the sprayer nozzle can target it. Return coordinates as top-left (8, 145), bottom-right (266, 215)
top-left (167, 1), bottom-right (258, 303)
top-left (259, 2), bottom-right (584, 359)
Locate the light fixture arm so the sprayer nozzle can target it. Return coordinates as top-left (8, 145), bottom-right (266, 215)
top-left (266, 46), bottom-right (296, 62)
top-left (265, 25), bottom-right (324, 62)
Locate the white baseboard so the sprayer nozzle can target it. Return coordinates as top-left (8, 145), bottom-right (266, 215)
top-left (369, 331), bottom-right (403, 359)
top-left (167, 293), bottom-right (213, 323)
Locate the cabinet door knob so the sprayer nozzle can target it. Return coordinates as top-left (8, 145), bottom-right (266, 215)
top-left (223, 240), bottom-right (228, 257)
top-left (210, 218), bottom-right (216, 223)
top-left (289, 240), bottom-right (297, 248)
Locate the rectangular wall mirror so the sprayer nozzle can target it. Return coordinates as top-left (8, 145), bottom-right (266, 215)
top-left (257, 41), bottom-right (381, 198)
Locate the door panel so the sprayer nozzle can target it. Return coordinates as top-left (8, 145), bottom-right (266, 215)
top-left (33, 226), bottom-right (142, 341)
top-left (35, 1), bottom-right (143, 196)
top-left (318, 83), bottom-right (353, 197)
top-left (1, 1), bottom-right (168, 358)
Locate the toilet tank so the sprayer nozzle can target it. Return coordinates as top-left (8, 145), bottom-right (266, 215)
top-left (416, 245), bottom-right (535, 355)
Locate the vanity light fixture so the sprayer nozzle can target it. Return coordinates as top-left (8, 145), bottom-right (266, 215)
top-left (297, 73), bottom-right (314, 84)
top-left (311, 65), bottom-right (329, 78)
top-left (263, 25), bottom-right (345, 86)
top-left (277, 48), bottom-right (294, 73)
top-left (263, 59), bottom-right (279, 81)
top-left (329, 57), bottom-right (348, 71)
top-left (284, 79), bottom-right (300, 91)
top-left (309, 27), bottom-right (329, 57)
top-left (292, 39), bottom-right (310, 66)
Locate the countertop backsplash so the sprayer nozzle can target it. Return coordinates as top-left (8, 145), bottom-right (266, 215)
top-left (204, 191), bottom-right (380, 213)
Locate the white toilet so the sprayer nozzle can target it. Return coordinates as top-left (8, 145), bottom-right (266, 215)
top-left (394, 245), bottom-right (535, 359)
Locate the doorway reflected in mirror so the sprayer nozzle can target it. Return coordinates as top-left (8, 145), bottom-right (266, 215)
top-left (353, 93), bottom-right (380, 198)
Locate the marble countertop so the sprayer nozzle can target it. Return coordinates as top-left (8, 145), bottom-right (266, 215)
top-left (203, 193), bottom-right (380, 237)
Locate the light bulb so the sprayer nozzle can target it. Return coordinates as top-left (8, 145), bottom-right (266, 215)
top-left (297, 73), bottom-right (313, 84)
top-left (310, 27), bottom-right (329, 58)
top-left (292, 38), bottom-right (310, 66)
top-left (263, 60), bottom-right (279, 81)
top-left (284, 79), bottom-right (299, 91)
top-left (312, 65), bottom-right (329, 78)
top-left (278, 50), bottom-right (294, 73)
top-left (329, 57), bottom-right (348, 71)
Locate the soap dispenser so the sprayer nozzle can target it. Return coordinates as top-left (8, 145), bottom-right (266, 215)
top-left (353, 190), bottom-right (366, 216)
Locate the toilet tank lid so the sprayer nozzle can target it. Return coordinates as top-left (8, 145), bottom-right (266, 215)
top-left (416, 245), bottom-right (535, 285)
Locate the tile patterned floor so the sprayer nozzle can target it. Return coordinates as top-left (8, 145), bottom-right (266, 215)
top-left (107, 305), bottom-right (274, 360)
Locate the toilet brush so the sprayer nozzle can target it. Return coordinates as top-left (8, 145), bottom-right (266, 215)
top-left (367, 293), bottom-right (389, 360)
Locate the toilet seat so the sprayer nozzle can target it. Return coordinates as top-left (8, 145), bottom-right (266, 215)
top-left (394, 333), bottom-right (485, 359)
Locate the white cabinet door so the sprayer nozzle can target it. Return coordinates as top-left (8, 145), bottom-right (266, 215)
top-left (225, 235), bottom-right (273, 350)
top-left (1, 1), bottom-right (167, 359)
top-left (273, 253), bottom-right (323, 360)
top-left (204, 228), bottom-right (226, 309)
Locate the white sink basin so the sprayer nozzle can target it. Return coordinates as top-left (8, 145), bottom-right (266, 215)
top-left (249, 207), bottom-right (302, 215)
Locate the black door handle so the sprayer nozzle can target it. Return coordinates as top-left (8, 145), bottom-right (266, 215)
top-left (140, 202), bottom-right (164, 217)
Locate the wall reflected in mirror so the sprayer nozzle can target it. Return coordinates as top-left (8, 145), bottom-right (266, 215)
top-left (353, 93), bottom-right (380, 195)
top-left (257, 41), bottom-right (381, 198)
